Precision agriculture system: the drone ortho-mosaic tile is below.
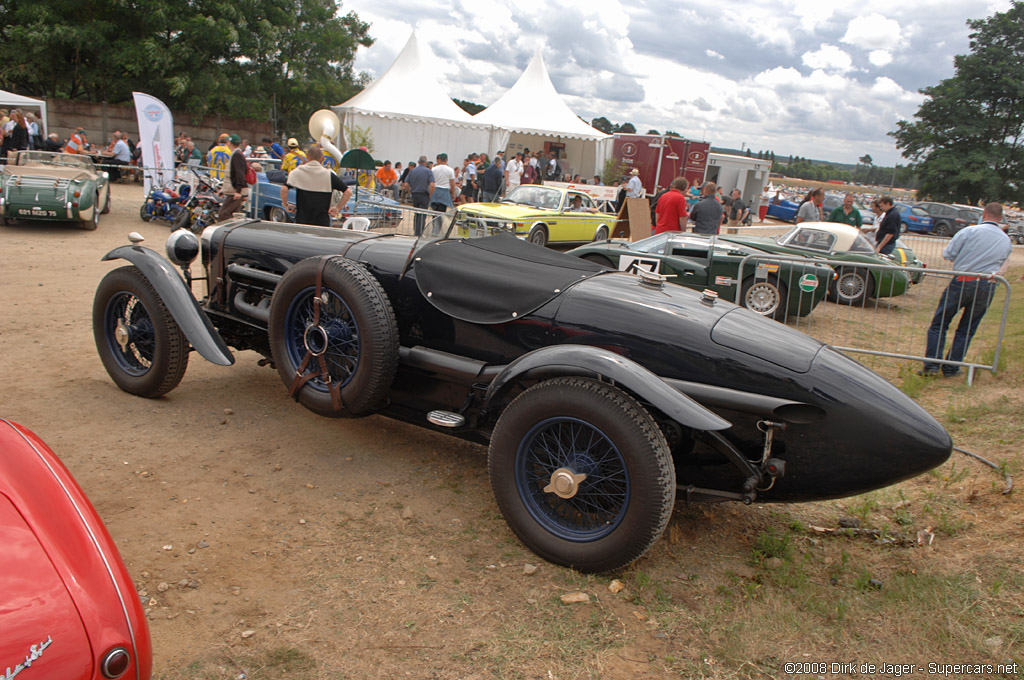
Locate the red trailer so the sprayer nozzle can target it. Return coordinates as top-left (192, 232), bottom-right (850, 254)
top-left (612, 134), bottom-right (709, 195)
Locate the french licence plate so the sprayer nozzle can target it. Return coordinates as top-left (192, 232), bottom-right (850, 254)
top-left (19, 208), bottom-right (57, 217)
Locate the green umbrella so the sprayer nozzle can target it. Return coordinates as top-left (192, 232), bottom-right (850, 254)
top-left (339, 148), bottom-right (376, 203)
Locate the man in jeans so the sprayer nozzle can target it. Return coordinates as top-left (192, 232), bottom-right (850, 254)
top-left (921, 202), bottom-right (1012, 377)
top-left (404, 156), bottom-right (435, 236)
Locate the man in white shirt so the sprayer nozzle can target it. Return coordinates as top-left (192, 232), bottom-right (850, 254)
top-left (505, 152), bottom-right (524, 192)
top-left (430, 152), bottom-right (457, 214)
top-left (626, 168), bottom-right (644, 198)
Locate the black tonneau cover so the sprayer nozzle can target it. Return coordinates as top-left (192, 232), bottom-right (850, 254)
top-left (413, 233), bottom-right (607, 324)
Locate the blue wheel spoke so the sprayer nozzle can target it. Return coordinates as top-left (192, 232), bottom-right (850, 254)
top-left (515, 416), bottom-right (630, 542)
top-left (284, 287), bottom-right (361, 392)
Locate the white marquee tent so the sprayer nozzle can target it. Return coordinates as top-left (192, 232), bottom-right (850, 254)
top-left (333, 33), bottom-right (502, 165)
top-left (472, 51), bottom-right (611, 179)
top-left (0, 89), bottom-right (48, 131)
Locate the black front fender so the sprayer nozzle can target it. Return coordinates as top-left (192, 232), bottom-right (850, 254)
top-left (483, 344), bottom-right (730, 432)
top-left (102, 245), bottom-right (234, 366)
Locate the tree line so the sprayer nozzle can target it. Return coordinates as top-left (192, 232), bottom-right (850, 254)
top-left (0, 0), bottom-right (373, 136)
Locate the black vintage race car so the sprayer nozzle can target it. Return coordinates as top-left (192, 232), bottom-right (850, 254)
top-left (92, 219), bottom-right (952, 572)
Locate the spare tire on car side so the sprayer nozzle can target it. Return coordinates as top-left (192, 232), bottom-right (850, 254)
top-left (268, 255), bottom-right (399, 418)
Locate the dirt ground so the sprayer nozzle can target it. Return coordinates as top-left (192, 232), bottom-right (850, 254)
top-left (2, 182), bottom-right (1023, 680)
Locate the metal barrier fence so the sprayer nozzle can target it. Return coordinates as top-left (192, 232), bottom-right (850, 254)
top-left (733, 251), bottom-right (1011, 385)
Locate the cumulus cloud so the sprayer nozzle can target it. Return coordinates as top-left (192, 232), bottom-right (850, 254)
top-left (869, 50), bottom-right (893, 66)
top-left (841, 13), bottom-right (903, 51)
top-left (801, 45), bottom-right (854, 72)
top-left (706, 49), bottom-right (724, 60)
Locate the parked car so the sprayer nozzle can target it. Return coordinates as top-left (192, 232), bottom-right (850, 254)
top-left (249, 181), bottom-right (402, 227)
top-left (952, 204), bottom-right (984, 231)
top-left (721, 222), bottom-right (917, 306)
top-left (0, 418), bottom-right (151, 680)
top-left (1007, 224), bottom-right (1024, 245)
top-left (455, 184), bottom-right (617, 246)
top-left (894, 203), bottom-right (934, 233)
top-left (564, 232), bottom-right (834, 320)
top-left (765, 198), bottom-right (800, 223)
top-left (91, 219), bottom-right (951, 573)
top-left (915, 202), bottom-right (972, 236)
top-left (0, 150), bottom-right (111, 229)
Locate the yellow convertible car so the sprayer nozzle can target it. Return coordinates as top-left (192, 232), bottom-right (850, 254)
top-left (456, 185), bottom-right (617, 246)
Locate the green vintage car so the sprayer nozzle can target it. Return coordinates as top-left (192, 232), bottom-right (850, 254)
top-left (0, 151), bottom-right (111, 230)
top-left (721, 222), bottom-right (918, 306)
top-left (456, 184), bottom-right (616, 246)
top-left (566, 232), bottom-right (834, 320)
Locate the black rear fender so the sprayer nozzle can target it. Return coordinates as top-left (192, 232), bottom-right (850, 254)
top-left (101, 245), bottom-right (234, 366)
top-left (483, 344), bottom-right (730, 432)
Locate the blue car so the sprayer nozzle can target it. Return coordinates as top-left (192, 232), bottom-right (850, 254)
top-left (766, 199), bottom-right (799, 222)
top-left (895, 203), bottom-right (934, 234)
top-left (248, 180), bottom-right (402, 226)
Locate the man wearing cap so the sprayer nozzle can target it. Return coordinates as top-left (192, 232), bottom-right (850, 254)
top-left (207, 134), bottom-right (231, 180)
top-left (626, 168), bottom-right (645, 198)
top-left (280, 144), bottom-right (351, 227)
top-left (217, 135), bottom-right (249, 221)
top-left (63, 126), bottom-right (89, 154)
top-left (281, 138), bottom-right (307, 172)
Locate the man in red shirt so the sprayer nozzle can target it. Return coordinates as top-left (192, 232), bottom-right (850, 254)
top-left (654, 177), bottom-right (690, 234)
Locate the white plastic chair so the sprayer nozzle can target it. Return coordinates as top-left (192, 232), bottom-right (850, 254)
top-left (342, 216), bottom-right (370, 231)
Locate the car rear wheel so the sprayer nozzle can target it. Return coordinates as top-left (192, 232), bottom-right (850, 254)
top-left (934, 221), bottom-right (950, 237)
top-left (900, 221), bottom-right (909, 233)
top-left (528, 225), bottom-right (548, 247)
top-left (93, 266), bottom-right (189, 397)
top-left (268, 206), bottom-right (288, 222)
top-left (488, 377), bottom-right (675, 573)
top-left (829, 266), bottom-right (873, 306)
top-left (81, 194), bottom-right (100, 230)
top-left (268, 255), bottom-right (399, 418)
top-left (581, 253), bottom-right (614, 269)
top-left (101, 186), bottom-right (111, 214)
top-left (741, 275), bottom-right (788, 320)
top-left (593, 225), bottom-right (609, 241)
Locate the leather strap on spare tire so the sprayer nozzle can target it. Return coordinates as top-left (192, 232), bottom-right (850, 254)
top-left (287, 258), bottom-right (344, 411)
top-left (268, 255), bottom-right (399, 419)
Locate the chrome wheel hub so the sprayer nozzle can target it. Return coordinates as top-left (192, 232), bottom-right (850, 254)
top-left (543, 467), bottom-right (588, 499)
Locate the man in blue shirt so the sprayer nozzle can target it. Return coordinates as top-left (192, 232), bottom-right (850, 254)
top-left (922, 202), bottom-right (1013, 377)
top-left (404, 156), bottom-right (435, 236)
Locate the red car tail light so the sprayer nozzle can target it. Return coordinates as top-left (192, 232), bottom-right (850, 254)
top-left (101, 647), bottom-right (131, 678)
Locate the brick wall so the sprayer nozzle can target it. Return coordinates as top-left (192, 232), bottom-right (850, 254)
top-left (41, 98), bottom-right (273, 150)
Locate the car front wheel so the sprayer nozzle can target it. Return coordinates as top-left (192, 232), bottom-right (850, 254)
top-left (488, 377), bottom-right (675, 573)
top-left (268, 206), bottom-right (288, 222)
top-left (93, 266), bottom-right (189, 397)
top-left (81, 193), bottom-right (100, 230)
top-left (528, 225), bottom-right (548, 247)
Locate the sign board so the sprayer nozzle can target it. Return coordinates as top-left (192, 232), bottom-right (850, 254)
top-left (544, 181), bottom-right (620, 202)
top-left (615, 197), bottom-right (651, 241)
top-left (613, 134), bottom-right (710, 193)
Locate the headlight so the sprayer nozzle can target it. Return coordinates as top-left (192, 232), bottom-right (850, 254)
top-left (166, 229), bottom-right (200, 265)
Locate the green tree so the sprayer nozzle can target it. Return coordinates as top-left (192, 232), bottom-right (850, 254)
top-left (646, 128), bottom-right (660, 135)
top-left (0, 0), bottom-right (372, 135)
top-left (891, 1), bottom-right (1024, 204)
top-left (859, 154), bottom-right (873, 166)
top-left (591, 117), bottom-right (613, 134)
top-left (454, 98), bottom-right (485, 115)
top-left (614, 122), bottom-right (637, 134)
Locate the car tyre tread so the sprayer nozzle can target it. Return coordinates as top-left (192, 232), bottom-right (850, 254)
top-left (488, 377), bottom-right (675, 573)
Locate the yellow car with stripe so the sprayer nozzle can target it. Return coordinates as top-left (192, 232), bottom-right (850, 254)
top-left (456, 185), bottom-right (616, 247)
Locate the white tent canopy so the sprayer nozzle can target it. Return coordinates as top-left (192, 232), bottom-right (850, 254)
top-left (473, 51), bottom-right (611, 180)
top-left (333, 32), bottom-right (501, 165)
top-left (0, 89), bottom-right (48, 132)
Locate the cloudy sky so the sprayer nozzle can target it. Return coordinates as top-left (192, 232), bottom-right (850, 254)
top-left (341, 0), bottom-right (1010, 166)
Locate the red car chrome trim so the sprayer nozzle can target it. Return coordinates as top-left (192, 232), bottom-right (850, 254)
top-left (4, 637), bottom-right (53, 680)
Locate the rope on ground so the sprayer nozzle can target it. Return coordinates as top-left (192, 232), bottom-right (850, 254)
top-left (954, 446), bottom-right (1013, 495)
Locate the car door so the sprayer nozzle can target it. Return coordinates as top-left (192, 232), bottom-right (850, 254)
top-left (557, 192), bottom-right (599, 241)
top-left (658, 238), bottom-right (712, 293)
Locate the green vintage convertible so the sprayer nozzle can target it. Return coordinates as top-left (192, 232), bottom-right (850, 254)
top-left (0, 151), bottom-right (111, 230)
top-left (720, 222), bottom-right (921, 306)
top-left (566, 232), bottom-right (834, 320)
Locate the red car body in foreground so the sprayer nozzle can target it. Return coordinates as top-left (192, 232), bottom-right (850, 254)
top-left (0, 419), bottom-right (151, 680)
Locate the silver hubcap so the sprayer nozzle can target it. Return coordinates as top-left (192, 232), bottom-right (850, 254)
top-left (746, 284), bottom-right (779, 314)
top-left (115, 318), bottom-right (130, 352)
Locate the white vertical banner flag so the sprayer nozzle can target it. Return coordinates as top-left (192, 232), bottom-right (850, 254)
top-left (132, 92), bottom-right (175, 195)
